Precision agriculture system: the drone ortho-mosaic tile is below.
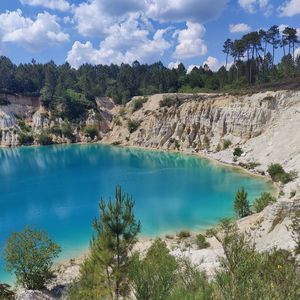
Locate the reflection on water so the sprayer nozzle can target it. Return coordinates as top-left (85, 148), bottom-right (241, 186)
top-left (0, 144), bottom-right (272, 282)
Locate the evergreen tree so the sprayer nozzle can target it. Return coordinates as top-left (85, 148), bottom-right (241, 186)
top-left (75, 186), bottom-right (141, 299)
top-left (234, 187), bottom-right (251, 218)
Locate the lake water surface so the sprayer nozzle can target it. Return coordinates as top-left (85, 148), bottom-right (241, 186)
top-left (0, 144), bottom-right (272, 282)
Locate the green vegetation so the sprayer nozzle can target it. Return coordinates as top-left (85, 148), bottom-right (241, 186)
top-left (253, 192), bottom-right (276, 213)
top-left (83, 125), bottom-right (98, 140)
top-left (233, 146), bottom-right (243, 157)
top-left (159, 97), bottom-right (182, 108)
top-left (290, 210), bottom-right (300, 255)
top-left (208, 219), bottom-right (300, 300)
top-left (195, 234), bottom-right (210, 249)
top-left (127, 119), bottom-right (140, 133)
top-left (234, 187), bottom-right (251, 218)
top-left (37, 130), bottom-right (53, 145)
top-left (69, 186), bottom-right (140, 299)
top-left (0, 283), bottom-right (14, 300)
top-left (177, 230), bottom-right (191, 239)
top-left (18, 131), bottom-right (34, 145)
top-left (129, 239), bottom-right (178, 300)
top-left (267, 163), bottom-right (297, 184)
top-left (222, 139), bottom-right (232, 150)
top-left (4, 226), bottom-right (61, 290)
top-left (132, 97), bottom-right (148, 112)
top-left (1, 186), bottom-right (299, 299)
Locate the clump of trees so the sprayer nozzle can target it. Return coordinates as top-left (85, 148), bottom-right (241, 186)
top-left (4, 226), bottom-right (61, 290)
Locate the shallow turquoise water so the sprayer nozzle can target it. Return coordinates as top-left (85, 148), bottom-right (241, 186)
top-left (0, 144), bottom-right (272, 282)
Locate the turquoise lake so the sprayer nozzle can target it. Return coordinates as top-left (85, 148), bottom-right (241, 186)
top-left (0, 144), bottom-right (272, 282)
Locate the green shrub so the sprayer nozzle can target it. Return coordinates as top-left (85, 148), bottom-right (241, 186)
top-left (233, 147), bottom-right (243, 157)
top-left (83, 125), bottom-right (98, 140)
top-left (223, 139), bottom-right (232, 149)
top-left (38, 130), bottom-right (53, 145)
top-left (0, 98), bottom-right (10, 106)
top-left (4, 226), bottom-right (61, 290)
top-left (177, 231), bottom-right (191, 239)
top-left (129, 239), bottom-right (178, 300)
top-left (61, 122), bottom-right (75, 139)
top-left (253, 192), bottom-right (276, 213)
top-left (195, 234), bottom-right (210, 249)
top-left (290, 190), bottom-right (296, 198)
top-left (267, 163), bottom-right (298, 184)
top-left (127, 119), bottom-right (140, 133)
top-left (18, 131), bottom-right (34, 145)
top-left (18, 120), bottom-right (31, 132)
top-left (159, 97), bottom-right (182, 108)
top-left (169, 259), bottom-right (213, 300)
top-left (132, 97), bottom-right (148, 112)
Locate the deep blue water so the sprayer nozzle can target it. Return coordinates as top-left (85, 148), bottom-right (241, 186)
top-left (0, 144), bottom-right (272, 282)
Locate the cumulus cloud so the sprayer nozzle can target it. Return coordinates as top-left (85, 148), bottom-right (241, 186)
top-left (73, 0), bottom-right (228, 37)
top-left (73, 0), bottom-right (148, 36)
top-left (0, 9), bottom-right (69, 51)
top-left (278, 0), bottom-right (300, 17)
top-left (229, 23), bottom-right (251, 33)
top-left (67, 13), bottom-right (171, 68)
top-left (238, 0), bottom-right (273, 15)
top-left (147, 0), bottom-right (228, 23)
top-left (168, 61), bottom-right (180, 69)
top-left (187, 64), bottom-right (200, 73)
top-left (203, 56), bottom-right (225, 71)
top-left (20, 0), bottom-right (71, 11)
top-left (173, 22), bottom-right (207, 59)
top-left (295, 47), bottom-right (300, 58)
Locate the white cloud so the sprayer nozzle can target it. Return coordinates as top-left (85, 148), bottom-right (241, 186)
top-left (187, 64), bottom-right (200, 73)
top-left (20, 0), bottom-right (71, 11)
top-left (203, 56), bottom-right (223, 71)
top-left (173, 22), bottom-right (207, 59)
top-left (147, 0), bottom-right (228, 23)
top-left (0, 9), bottom-right (69, 51)
top-left (73, 0), bottom-right (228, 37)
top-left (295, 47), bottom-right (300, 58)
top-left (229, 23), bottom-right (251, 33)
top-left (73, 0), bottom-right (147, 37)
top-left (238, 0), bottom-right (273, 15)
top-left (168, 61), bottom-right (180, 69)
top-left (278, 0), bottom-right (300, 17)
top-left (67, 13), bottom-right (171, 68)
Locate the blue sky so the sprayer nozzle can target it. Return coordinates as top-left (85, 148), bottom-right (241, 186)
top-left (0, 0), bottom-right (299, 70)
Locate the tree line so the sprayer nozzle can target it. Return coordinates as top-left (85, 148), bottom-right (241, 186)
top-left (223, 25), bottom-right (300, 85)
top-left (0, 24), bottom-right (299, 113)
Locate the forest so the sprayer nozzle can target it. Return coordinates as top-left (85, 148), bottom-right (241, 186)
top-left (0, 24), bottom-right (299, 110)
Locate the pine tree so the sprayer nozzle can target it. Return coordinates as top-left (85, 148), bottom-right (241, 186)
top-left (234, 187), bottom-right (251, 218)
top-left (87, 186), bottom-right (141, 299)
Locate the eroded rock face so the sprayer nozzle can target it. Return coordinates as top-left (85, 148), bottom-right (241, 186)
top-left (114, 91), bottom-right (294, 150)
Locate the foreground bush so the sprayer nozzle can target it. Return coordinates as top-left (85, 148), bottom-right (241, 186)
top-left (0, 283), bottom-right (14, 300)
top-left (4, 226), bottom-right (61, 290)
top-left (129, 239), bottom-right (178, 300)
top-left (253, 192), bottom-right (276, 212)
top-left (208, 219), bottom-right (300, 300)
